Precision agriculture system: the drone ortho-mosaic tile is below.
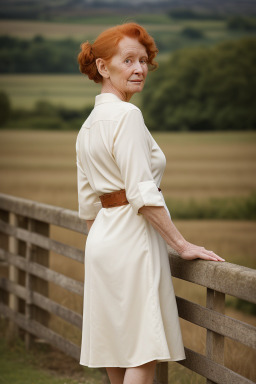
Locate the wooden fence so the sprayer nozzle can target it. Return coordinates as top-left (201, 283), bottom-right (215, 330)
top-left (0, 192), bottom-right (255, 384)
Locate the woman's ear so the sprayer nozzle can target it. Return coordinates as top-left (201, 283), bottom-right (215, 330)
top-left (96, 58), bottom-right (110, 79)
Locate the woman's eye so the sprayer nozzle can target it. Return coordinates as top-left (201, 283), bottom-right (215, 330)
top-left (125, 59), bottom-right (131, 64)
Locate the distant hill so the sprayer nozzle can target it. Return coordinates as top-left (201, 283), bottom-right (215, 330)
top-left (1, 0), bottom-right (256, 20)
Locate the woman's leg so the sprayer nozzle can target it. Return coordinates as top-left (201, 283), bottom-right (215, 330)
top-left (106, 367), bottom-right (126, 384)
top-left (123, 360), bottom-right (157, 384)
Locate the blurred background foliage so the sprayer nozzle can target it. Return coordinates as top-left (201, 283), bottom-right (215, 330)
top-left (142, 37), bottom-right (256, 131)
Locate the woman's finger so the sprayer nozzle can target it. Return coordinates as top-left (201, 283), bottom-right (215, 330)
top-left (201, 250), bottom-right (225, 261)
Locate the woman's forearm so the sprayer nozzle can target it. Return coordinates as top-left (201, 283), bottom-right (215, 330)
top-left (138, 206), bottom-right (187, 254)
top-left (138, 205), bottom-right (225, 262)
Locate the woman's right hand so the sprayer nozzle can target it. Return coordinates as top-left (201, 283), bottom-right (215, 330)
top-left (179, 242), bottom-right (225, 262)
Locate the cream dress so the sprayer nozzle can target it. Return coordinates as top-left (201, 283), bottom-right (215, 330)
top-left (76, 93), bottom-right (185, 368)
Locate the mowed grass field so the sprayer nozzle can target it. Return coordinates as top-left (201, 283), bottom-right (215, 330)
top-left (0, 18), bottom-right (238, 41)
top-left (0, 74), bottom-right (141, 110)
top-left (1, 130), bottom-right (255, 204)
top-left (0, 130), bottom-right (256, 381)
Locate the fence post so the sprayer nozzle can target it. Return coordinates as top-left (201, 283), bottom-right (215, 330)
top-left (7, 212), bottom-right (19, 341)
top-left (154, 361), bottom-right (168, 384)
top-left (0, 209), bottom-right (9, 306)
top-left (30, 219), bottom-right (50, 328)
top-left (25, 218), bottom-right (33, 350)
top-left (206, 288), bottom-right (225, 384)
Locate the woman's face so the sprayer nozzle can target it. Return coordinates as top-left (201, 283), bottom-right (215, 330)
top-left (103, 36), bottom-right (149, 101)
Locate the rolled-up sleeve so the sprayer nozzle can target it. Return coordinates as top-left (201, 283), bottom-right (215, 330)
top-left (76, 136), bottom-right (101, 220)
top-left (113, 108), bottom-right (164, 214)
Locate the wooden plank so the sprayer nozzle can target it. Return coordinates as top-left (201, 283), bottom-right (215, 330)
top-left (3, 277), bottom-right (254, 350)
top-left (0, 278), bottom-right (26, 300)
top-left (206, 289), bottom-right (225, 384)
top-left (0, 209), bottom-right (8, 305)
top-left (0, 249), bottom-right (83, 295)
top-left (8, 212), bottom-right (19, 340)
top-left (1, 193), bottom-right (255, 302)
top-left (169, 254), bottom-right (256, 304)
top-left (32, 291), bottom-right (82, 329)
top-left (0, 193), bottom-right (87, 234)
top-left (0, 303), bottom-right (80, 361)
top-left (25, 218), bottom-right (33, 349)
top-left (176, 296), bottom-right (256, 349)
top-left (179, 348), bottom-right (254, 384)
top-left (0, 278), bottom-right (82, 328)
top-left (0, 219), bottom-right (84, 263)
top-left (29, 219), bottom-right (50, 328)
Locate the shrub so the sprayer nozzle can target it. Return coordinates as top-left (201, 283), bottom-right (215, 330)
top-left (181, 27), bottom-right (204, 39)
top-left (142, 37), bottom-right (256, 131)
top-left (0, 91), bottom-right (11, 127)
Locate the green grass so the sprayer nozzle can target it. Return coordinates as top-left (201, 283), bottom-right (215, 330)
top-left (0, 17), bottom-right (254, 46)
top-left (53, 13), bottom-right (173, 25)
top-left (0, 130), bottom-right (255, 208)
top-left (166, 193), bottom-right (256, 220)
top-left (0, 336), bottom-right (103, 384)
top-left (0, 74), bottom-right (99, 110)
top-left (0, 74), bottom-right (142, 110)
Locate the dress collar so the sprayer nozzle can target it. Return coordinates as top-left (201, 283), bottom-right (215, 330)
top-left (95, 93), bottom-right (123, 106)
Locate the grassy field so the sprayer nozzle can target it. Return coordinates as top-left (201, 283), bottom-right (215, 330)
top-left (0, 74), bottom-right (142, 111)
top-left (0, 130), bottom-right (255, 203)
top-left (0, 130), bottom-right (256, 382)
top-left (0, 18), bottom-right (253, 42)
top-left (0, 323), bottom-right (105, 384)
top-left (0, 18), bottom-right (230, 40)
top-left (0, 74), bottom-right (99, 110)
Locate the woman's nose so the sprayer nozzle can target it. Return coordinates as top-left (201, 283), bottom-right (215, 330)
top-left (134, 61), bottom-right (143, 74)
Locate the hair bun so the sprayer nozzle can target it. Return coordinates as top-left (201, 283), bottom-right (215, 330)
top-left (78, 41), bottom-right (101, 83)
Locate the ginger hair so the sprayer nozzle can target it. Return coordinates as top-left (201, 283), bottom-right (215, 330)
top-left (78, 22), bottom-right (158, 83)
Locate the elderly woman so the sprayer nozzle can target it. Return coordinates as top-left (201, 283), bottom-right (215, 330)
top-left (76, 23), bottom-right (224, 384)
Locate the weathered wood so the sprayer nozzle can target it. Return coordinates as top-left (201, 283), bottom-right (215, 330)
top-left (0, 219), bottom-right (84, 263)
top-left (0, 302), bottom-right (80, 361)
top-left (28, 219), bottom-right (50, 327)
top-left (154, 361), bottom-right (168, 384)
top-left (0, 209), bottom-right (8, 305)
top-left (179, 347), bottom-right (254, 384)
top-left (7, 212), bottom-right (19, 340)
top-left (176, 296), bottom-right (256, 349)
top-left (206, 289), bottom-right (225, 384)
top-left (0, 193), bottom-right (87, 235)
top-left (0, 278), bottom-right (26, 300)
top-left (1, 193), bottom-right (256, 384)
top-left (25, 218), bottom-right (33, 349)
top-left (1, 249), bottom-right (83, 295)
top-left (169, 254), bottom-right (256, 304)
top-left (0, 278), bottom-right (82, 328)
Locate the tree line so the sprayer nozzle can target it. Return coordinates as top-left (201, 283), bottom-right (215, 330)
top-left (142, 37), bottom-right (256, 131)
top-left (0, 36), bottom-right (255, 131)
top-left (0, 35), bottom-right (80, 74)
top-left (1, 15), bottom-right (256, 75)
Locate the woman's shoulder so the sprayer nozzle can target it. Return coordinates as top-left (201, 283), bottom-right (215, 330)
top-left (110, 99), bottom-right (141, 116)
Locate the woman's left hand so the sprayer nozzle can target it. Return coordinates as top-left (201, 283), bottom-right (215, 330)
top-left (179, 242), bottom-right (225, 262)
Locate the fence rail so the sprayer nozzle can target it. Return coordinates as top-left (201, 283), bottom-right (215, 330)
top-left (0, 193), bottom-right (255, 384)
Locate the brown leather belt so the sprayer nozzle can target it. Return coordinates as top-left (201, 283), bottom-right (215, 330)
top-left (100, 188), bottom-right (161, 208)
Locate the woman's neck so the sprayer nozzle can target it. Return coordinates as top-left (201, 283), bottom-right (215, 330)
top-left (100, 82), bottom-right (132, 102)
